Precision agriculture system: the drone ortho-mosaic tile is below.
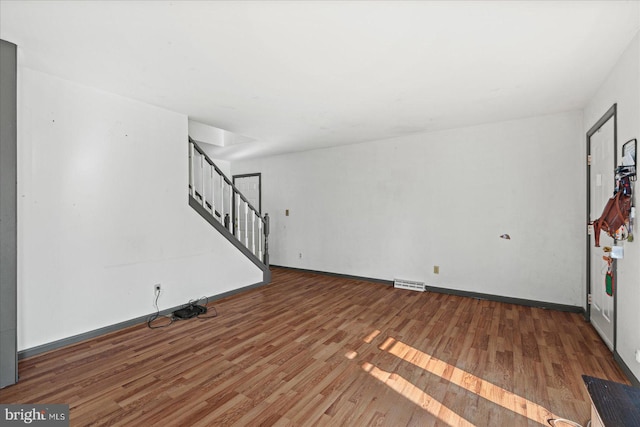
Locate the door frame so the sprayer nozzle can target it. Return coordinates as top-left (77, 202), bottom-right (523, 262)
top-left (232, 173), bottom-right (262, 237)
top-left (585, 104), bottom-right (617, 350)
top-left (233, 173), bottom-right (262, 213)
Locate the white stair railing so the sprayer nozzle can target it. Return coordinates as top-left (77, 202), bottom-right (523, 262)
top-left (188, 138), bottom-right (269, 265)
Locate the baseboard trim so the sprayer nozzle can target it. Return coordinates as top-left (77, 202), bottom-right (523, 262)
top-left (614, 351), bottom-right (640, 387)
top-left (270, 265), bottom-right (394, 286)
top-left (272, 265), bottom-right (583, 313)
top-left (424, 285), bottom-right (584, 313)
top-left (18, 279), bottom-right (271, 360)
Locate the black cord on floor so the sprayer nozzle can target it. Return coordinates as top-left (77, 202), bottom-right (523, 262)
top-left (147, 290), bottom-right (174, 329)
top-left (195, 296), bottom-right (219, 319)
top-left (146, 294), bottom-right (218, 328)
top-left (198, 305), bottom-right (218, 319)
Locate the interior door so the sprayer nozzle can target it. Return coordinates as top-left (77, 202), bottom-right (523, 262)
top-left (589, 115), bottom-right (616, 351)
top-left (233, 173), bottom-right (261, 248)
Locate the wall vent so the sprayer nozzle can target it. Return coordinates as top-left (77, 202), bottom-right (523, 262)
top-left (393, 279), bottom-right (425, 292)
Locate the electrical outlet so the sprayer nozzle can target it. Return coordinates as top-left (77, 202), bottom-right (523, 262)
top-left (636, 349), bottom-right (640, 363)
top-left (299, 252), bottom-right (303, 259)
top-left (154, 284), bottom-right (161, 293)
top-left (433, 265), bottom-right (439, 274)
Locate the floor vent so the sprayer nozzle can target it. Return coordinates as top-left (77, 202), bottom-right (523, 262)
top-left (393, 279), bottom-right (425, 292)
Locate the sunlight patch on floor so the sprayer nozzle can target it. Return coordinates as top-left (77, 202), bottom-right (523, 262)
top-left (363, 329), bottom-right (381, 343)
top-left (344, 350), bottom-right (358, 360)
top-left (385, 338), bottom-right (555, 423)
top-left (344, 331), bottom-right (558, 426)
top-left (362, 361), bottom-right (472, 427)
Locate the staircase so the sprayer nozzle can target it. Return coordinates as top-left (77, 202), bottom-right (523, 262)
top-left (188, 138), bottom-right (270, 281)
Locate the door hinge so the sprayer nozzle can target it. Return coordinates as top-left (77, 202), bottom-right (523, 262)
top-left (588, 294), bottom-right (593, 305)
top-left (587, 154), bottom-right (592, 166)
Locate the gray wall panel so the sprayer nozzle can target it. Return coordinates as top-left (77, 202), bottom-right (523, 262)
top-left (0, 39), bottom-right (18, 388)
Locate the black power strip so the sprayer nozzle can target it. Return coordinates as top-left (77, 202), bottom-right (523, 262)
top-left (148, 297), bottom-right (217, 329)
top-left (172, 304), bottom-right (207, 319)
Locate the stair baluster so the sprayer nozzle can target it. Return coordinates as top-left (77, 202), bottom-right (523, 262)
top-left (188, 138), bottom-right (269, 268)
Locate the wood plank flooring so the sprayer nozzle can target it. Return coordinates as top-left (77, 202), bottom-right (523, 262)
top-left (0, 267), bottom-right (629, 426)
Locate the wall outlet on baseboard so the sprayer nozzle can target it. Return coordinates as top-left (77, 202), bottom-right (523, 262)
top-left (433, 265), bottom-right (439, 274)
top-left (299, 252), bottom-right (303, 259)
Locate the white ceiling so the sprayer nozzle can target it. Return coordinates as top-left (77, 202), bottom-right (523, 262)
top-left (2, 1), bottom-right (639, 160)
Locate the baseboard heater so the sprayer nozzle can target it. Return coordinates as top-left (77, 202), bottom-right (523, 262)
top-left (393, 279), bottom-right (425, 292)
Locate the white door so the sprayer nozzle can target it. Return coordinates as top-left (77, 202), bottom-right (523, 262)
top-left (233, 174), bottom-right (261, 249)
top-left (589, 117), bottom-right (615, 351)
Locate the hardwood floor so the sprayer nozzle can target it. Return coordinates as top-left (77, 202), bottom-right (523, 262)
top-left (0, 267), bottom-right (629, 426)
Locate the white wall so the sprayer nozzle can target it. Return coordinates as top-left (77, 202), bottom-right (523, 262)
top-left (17, 68), bottom-right (262, 351)
top-left (584, 31), bottom-right (640, 382)
top-left (187, 119), bottom-right (231, 176)
top-left (233, 111), bottom-right (584, 306)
